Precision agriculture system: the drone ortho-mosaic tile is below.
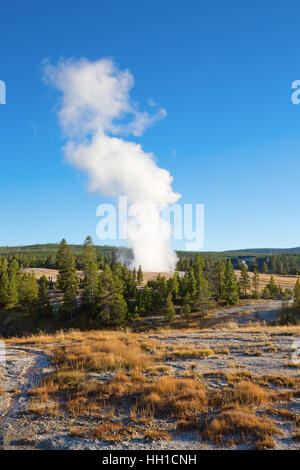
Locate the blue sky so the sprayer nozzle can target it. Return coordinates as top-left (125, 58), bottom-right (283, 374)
top-left (0, 0), bottom-right (300, 251)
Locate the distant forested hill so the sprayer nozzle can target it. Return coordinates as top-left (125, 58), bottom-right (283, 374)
top-left (1, 243), bottom-right (300, 274)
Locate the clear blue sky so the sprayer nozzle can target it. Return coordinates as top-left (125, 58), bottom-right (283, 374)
top-left (1, 0), bottom-right (300, 251)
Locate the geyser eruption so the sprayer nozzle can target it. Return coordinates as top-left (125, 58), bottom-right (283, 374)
top-left (43, 58), bottom-right (181, 271)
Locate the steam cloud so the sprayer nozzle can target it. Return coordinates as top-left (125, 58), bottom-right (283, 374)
top-left (43, 58), bottom-right (181, 271)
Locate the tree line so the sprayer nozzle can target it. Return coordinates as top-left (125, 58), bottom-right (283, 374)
top-left (0, 236), bottom-right (296, 329)
top-left (2, 245), bottom-right (300, 275)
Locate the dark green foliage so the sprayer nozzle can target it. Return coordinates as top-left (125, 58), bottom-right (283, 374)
top-left (164, 294), bottom-right (175, 324)
top-left (239, 263), bottom-right (250, 297)
top-left (37, 275), bottom-right (52, 315)
top-left (222, 259), bottom-right (239, 305)
top-left (18, 272), bottom-right (38, 312)
top-left (252, 268), bottom-right (260, 299)
top-left (81, 236), bottom-right (98, 306)
top-left (0, 259), bottom-right (9, 307)
top-left (57, 239), bottom-right (78, 317)
top-left (137, 265), bottom-right (143, 285)
top-left (95, 265), bottom-right (127, 327)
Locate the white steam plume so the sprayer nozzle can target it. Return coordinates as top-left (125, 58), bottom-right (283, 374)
top-left (43, 58), bottom-right (181, 271)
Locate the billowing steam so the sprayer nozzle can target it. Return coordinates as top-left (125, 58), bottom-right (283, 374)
top-left (43, 58), bottom-right (181, 271)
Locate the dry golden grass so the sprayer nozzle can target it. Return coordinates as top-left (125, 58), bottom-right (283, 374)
top-left (254, 435), bottom-right (276, 450)
top-left (258, 374), bottom-right (300, 388)
top-left (203, 409), bottom-right (281, 445)
top-left (52, 336), bottom-right (151, 373)
top-left (28, 400), bottom-right (61, 416)
top-left (144, 429), bottom-right (173, 441)
top-left (130, 402), bottom-right (154, 424)
top-left (141, 376), bottom-right (207, 418)
top-left (164, 346), bottom-right (214, 360)
top-left (230, 381), bottom-right (277, 406)
top-left (292, 431), bottom-right (300, 441)
top-left (225, 369), bottom-right (253, 385)
top-left (267, 407), bottom-right (300, 425)
top-left (70, 422), bottom-right (136, 443)
top-left (235, 269), bottom-right (300, 291)
top-left (212, 381), bottom-right (291, 409)
top-left (176, 419), bottom-right (199, 432)
top-left (5, 327), bottom-right (300, 448)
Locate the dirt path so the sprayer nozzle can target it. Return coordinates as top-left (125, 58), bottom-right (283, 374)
top-left (0, 345), bottom-right (51, 449)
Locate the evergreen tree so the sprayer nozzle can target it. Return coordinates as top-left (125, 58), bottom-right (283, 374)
top-left (239, 263), bottom-right (250, 297)
top-left (167, 272), bottom-right (179, 301)
top-left (262, 261), bottom-right (269, 274)
top-left (96, 265), bottom-right (127, 327)
top-left (122, 265), bottom-right (137, 301)
top-left (222, 259), bottom-right (239, 305)
top-left (136, 285), bottom-right (152, 316)
top-left (164, 293), bottom-right (175, 324)
top-left (182, 302), bottom-right (192, 324)
top-left (0, 259), bottom-right (9, 307)
top-left (293, 279), bottom-right (300, 309)
top-left (56, 239), bottom-right (77, 293)
top-left (6, 259), bottom-right (20, 309)
top-left (37, 275), bottom-right (52, 315)
top-left (252, 267), bottom-right (260, 299)
top-left (137, 265), bottom-right (143, 285)
top-left (18, 273), bottom-right (38, 312)
top-left (186, 268), bottom-right (197, 305)
top-left (266, 275), bottom-right (279, 295)
top-left (193, 273), bottom-right (212, 313)
top-left (148, 275), bottom-right (168, 314)
top-left (56, 240), bottom-right (78, 317)
top-left (81, 236), bottom-right (98, 306)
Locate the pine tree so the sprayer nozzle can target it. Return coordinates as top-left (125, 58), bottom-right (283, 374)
top-left (56, 239), bottom-right (78, 316)
top-left (186, 268), bottom-right (197, 304)
top-left (293, 279), bottom-right (300, 309)
top-left (122, 265), bottom-right (137, 301)
top-left (57, 239), bottom-right (75, 292)
top-left (262, 262), bottom-right (269, 274)
top-left (164, 293), bottom-right (175, 324)
top-left (193, 273), bottom-right (212, 313)
top-left (6, 259), bottom-right (20, 309)
top-left (252, 267), bottom-right (260, 299)
top-left (222, 259), bottom-right (239, 305)
top-left (239, 263), bottom-right (250, 297)
top-left (183, 302), bottom-right (192, 324)
top-left (136, 285), bottom-right (152, 316)
top-left (96, 265), bottom-right (127, 327)
top-left (0, 259), bottom-right (9, 307)
top-left (213, 260), bottom-right (225, 301)
top-left (81, 236), bottom-right (98, 306)
top-left (37, 275), bottom-right (52, 315)
top-left (167, 272), bottom-right (179, 301)
top-left (137, 265), bottom-right (143, 285)
top-left (18, 273), bottom-right (38, 312)
top-left (266, 275), bottom-right (279, 295)
top-left (262, 286), bottom-right (271, 299)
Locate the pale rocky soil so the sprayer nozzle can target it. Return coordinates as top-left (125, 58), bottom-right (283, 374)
top-left (0, 301), bottom-right (299, 450)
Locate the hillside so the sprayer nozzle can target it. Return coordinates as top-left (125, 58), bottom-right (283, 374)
top-left (1, 243), bottom-right (300, 257)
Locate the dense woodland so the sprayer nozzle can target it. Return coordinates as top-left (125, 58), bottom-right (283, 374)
top-left (1, 244), bottom-right (300, 275)
top-left (0, 237), bottom-right (299, 332)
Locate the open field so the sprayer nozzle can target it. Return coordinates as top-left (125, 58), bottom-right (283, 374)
top-left (24, 267), bottom-right (300, 291)
top-left (235, 270), bottom-right (300, 291)
top-left (0, 313), bottom-right (299, 450)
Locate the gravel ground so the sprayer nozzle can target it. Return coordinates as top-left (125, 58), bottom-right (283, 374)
top-left (0, 301), bottom-right (299, 450)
